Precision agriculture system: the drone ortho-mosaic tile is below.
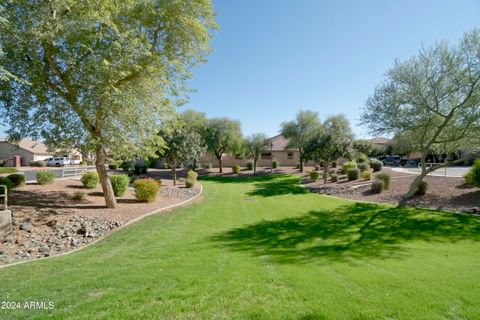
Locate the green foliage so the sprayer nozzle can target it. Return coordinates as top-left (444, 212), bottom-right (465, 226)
top-left (7, 174), bottom-right (25, 188)
top-left (328, 168), bottom-right (336, 176)
top-left (358, 163), bottom-right (369, 172)
top-left (464, 159), bottom-right (480, 187)
top-left (81, 172), bottom-right (99, 189)
top-left (370, 160), bottom-right (383, 172)
top-left (330, 174), bottom-right (339, 182)
top-left (376, 173), bottom-right (391, 190)
top-left (0, 167), bottom-right (18, 174)
top-left (272, 160), bottom-right (279, 168)
top-left (162, 162), bottom-right (170, 169)
top-left (371, 179), bottom-right (384, 194)
top-left (204, 163), bottom-right (212, 169)
top-left (352, 140), bottom-right (374, 156)
top-left (246, 161), bottom-right (253, 170)
top-left (36, 171), bottom-right (54, 185)
top-left (347, 168), bottom-right (360, 181)
top-left (134, 179), bottom-right (160, 203)
top-left (109, 174), bottom-right (129, 197)
top-left (356, 153), bottom-right (369, 164)
top-left (415, 181), bottom-right (428, 196)
top-left (331, 161), bottom-right (337, 168)
top-left (342, 161), bottom-right (357, 173)
top-left (0, 177), bottom-right (13, 195)
top-left (73, 191), bottom-right (86, 201)
top-left (244, 133), bottom-right (267, 173)
top-left (134, 164), bottom-right (148, 175)
top-left (205, 118), bottom-right (243, 164)
top-left (30, 161), bottom-right (46, 167)
top-left (232, 165), bottom-right (241, 174)
top-left (360, 171), bottom-right (372, 180)
top-left (309, 171), bottom-right (320, 181)
top-left (121, 161), bottom-right (135, 172)
top-left (108, 161), bottom-right (120, 170)
top-left (186, 171), bottom-right (198, 188)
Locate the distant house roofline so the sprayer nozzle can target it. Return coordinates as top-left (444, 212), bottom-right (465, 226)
top-left (0, 138), bottom-right (52, 155)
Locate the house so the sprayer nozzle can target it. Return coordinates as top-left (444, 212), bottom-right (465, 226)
top-left (370, 137), bottom-right (391, 147)
top-left (198, 134), bottom-right (312, 167)
top-left (0, 139), bottom-right (82, 167)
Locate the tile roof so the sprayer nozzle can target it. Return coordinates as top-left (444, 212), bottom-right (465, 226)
top-left (370, 137), bottom-right (391, 145)
top-left (266, 134), bottom-right (297, 151)
top-left (0, 138), bottom-right (52, 155)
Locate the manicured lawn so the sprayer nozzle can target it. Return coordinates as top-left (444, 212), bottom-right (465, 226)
top-left (1, 174), bottom-right (479, 319)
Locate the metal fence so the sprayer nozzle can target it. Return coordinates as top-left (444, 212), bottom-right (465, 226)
top-left (61, 166), bottom-right (89, 178)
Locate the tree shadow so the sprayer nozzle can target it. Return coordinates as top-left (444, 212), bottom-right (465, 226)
top-left (209, 203), bottom-right (480, 264)
top-left (199, 173), bottom-right (286, 184)
top-left (10, 190), bottom-right (106, 209)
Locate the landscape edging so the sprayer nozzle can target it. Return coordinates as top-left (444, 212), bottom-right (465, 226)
top-left (0, 183), bottom-right (203, 270)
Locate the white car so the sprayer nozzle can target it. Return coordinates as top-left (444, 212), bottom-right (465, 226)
top-left (47, 157), bottom-right (71, 167)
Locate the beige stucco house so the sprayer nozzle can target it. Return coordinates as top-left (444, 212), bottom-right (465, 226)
top-left (199, 134), bottom-right (312, 167)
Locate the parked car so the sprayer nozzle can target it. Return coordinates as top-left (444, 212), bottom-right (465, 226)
top-left (383, 156), bottom-right (401, 166)
top-left (47, 157), bottom-right (71, 167)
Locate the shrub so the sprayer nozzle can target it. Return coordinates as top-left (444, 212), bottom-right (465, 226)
top-left (30, 160), bottom-right (46, 167)
top-left (358, 163), bottom-right (369, 172)
top-left (232, 165), bottom-right (241, 174)
top-left (0, 167), bottom-right (18, 174)
top-left (360, 171), bottom-right (372, 180)
top-left (133, 178), bottom-right (160, 203)
top-left (36, 171), bottom-right (54, 185)
top-left (356, 153), bottom-right (369, 164)
top-left (272, 160), bottom-right (279, 169)
top-left (134, 164), bottom-right (148, 175)
top-left (331, 161), bottom-right (337, 168)
top-left (342, 161), bottom-right (357, 174)
top-left (162, 162), bottom-right (170, 169)
top-left (186, 170), bottom-right (198, 188)
top-left (108, 161), bottom-right (119, 170)
top-left (330, 174), bottom-right (339, 182)
top-left (0, 177), bottom-right (13, 195)
top-left (309, 171), bottom-right (320, 181)
top-left (328, 168), bottom-right (336, 176)
top-left (7, 174), bottom-right (25, 188)
top-left (109, 174), bottom-right (129, 197)
top-left (371, 160), bottom-right (383, 172)
top-left (347, 168), bottom-right (360, 181)
top-left (246, 161), bottom-right (253, 170)
top-left (204, 163), bottom-right (212, 169)
top-left (80, 161), bottom-right (88, 166)
top-left (371, 179), bottom-right (384, 194)
top-left (72, 191), bottom-right (86, 201)
top-left (81, 171), bottom-right (99, 189)
top-left (415, 181), bottom-right (428, 196)
top-left (376, 173), bottom-right (391, 190)
top-left (121, 160), bottom-right (134, 172)
top-left (464, 159), bottom-right (480, 187)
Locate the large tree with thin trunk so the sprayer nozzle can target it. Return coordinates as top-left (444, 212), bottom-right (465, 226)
top-left (181, 109), bottom-right (207, 169)
top-left (361, 29), bottom-right (480, 204)
top-left (281, 110), bottom-right (321, 172)
top-left (204, 117), bottom-right (242, 173)
top-left (304, 114), bottom-right (353, 183)
top-left (0, 1), bottom-right (215, 208)
top-left (158, 119), bottom-right (205, 185)
top-left (244, 133), bottom-right (268, 175)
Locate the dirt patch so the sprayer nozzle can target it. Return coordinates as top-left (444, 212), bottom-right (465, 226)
top-left (0, 172), bottom-right (201, 265)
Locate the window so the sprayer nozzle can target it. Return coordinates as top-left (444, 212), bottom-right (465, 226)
top-left (261, 152), bottom-right (271, 160)
top-left (287, 152), bottom-right (294, 159)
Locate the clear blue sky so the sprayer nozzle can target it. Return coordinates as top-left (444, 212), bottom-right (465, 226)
top-left (181, 0), bottom-right (480, 138)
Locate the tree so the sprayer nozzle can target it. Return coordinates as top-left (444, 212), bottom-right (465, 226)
top-left (204, 118), bottom-right (243, 173)
top-left (304, 115), bottom-right (353, 183)
top-left (0, 1), bottom-right (216, 208)
top-left (361, 29), bottom-right (480, 203)
top-left (244, 133), bottom-right (268, 175)
top-left (181, 109), bottom-right (207, 169)
top-left (389, 133), bottom-right (414, 156)
top-left (281, 110), bottom-right (321, 172)
top-left (352, 139), bottom-right (374, 156)
top-left (158, 120), bottom-right (205, 185)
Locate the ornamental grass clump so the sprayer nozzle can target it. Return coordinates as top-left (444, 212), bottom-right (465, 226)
top-left (347, 168), bottom-right (360, 181)
top-left (371, 179), bottom-right (384, 194)
top-left (81, 171), bottom-right (99, 189)
top-left (370, 160), bottom-right (383, 172)
top-left (134, 178), bottom-right (160, 203)
top-left (375, 172), bottom-right (391, 190)
top-left (186, 170), bottom-right (198, 188)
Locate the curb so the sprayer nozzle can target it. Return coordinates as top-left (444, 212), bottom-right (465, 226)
top-left (0, 183), bottom-right (203, 270)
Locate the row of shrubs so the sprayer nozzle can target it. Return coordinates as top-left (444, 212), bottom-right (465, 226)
top-left (0, 173), bottom-right (27, 195)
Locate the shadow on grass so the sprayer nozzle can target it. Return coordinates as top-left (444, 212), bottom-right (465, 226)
top-left (199, 173), bottom-right (287, 184)
top-left (210, 203), bottom-right (480, 263)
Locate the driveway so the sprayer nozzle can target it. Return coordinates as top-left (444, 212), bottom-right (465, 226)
top-left (391, 165), bottom-right (471, 178)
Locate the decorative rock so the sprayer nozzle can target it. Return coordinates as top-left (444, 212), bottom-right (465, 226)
top-left (19, 223), bottom-right (31, 231)
top-left (46, 220), bottom-right (57, 227)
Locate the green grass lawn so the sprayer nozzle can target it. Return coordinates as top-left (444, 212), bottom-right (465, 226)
top-left (1, 174), bottom-right (479, 319)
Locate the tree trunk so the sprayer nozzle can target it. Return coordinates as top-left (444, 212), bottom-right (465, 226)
top-left (299, 151), bottom-right (304, 173)
top-left (253, 159), bottom-right (257, 175)
top-left (95, 145), bottom-right (117, 208)
top-left (218, 156), bottom-right (223, 173)
top-left (323, 160), bottom-right (329, 184)
top-left (171, 165), bottom-right (177, 186)
top-left (399, 152), bottom-right (427, 206)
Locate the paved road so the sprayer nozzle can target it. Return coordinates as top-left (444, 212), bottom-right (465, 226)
top-left (391, 166), bottom-right (471, 178)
